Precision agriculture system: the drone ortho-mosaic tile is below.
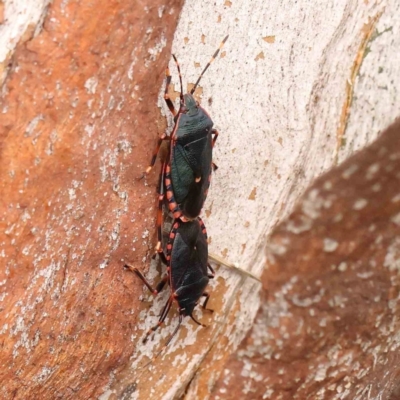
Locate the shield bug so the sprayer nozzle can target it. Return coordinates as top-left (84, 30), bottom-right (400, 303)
top-left (124, 217), bottom-right (214, 346)
top-left (143, 35), bottom-right (228, 251)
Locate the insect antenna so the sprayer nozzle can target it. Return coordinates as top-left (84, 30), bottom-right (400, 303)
top-left (172, 54), bottom-right (184, 109)
top-left (190, 34), bottom-right (229, 95)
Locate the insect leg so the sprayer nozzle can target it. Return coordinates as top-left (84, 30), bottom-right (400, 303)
top-left (197, 217), bottom-right (208, 239)
top-left (124, 264), bottom-right (168, 295)
top-left (201, 292), bottom-right (214, 313)
top-left (143, 295), bottom-right (174, 343)
top-left (211, 129), bottom-right (219, 170)
top-left (211, 128), bottom-right (219, 147)
top-left (207, 263), bottom-right (215, 279)
top-left (155, 275), bottom-right (169, 293)
top-left (164, 67), bottom-right (176, 116)
top-left (155, 161), bottom-right (167, 253)
top-left (140, 135), bottom-right (171, 178)
top-left (158, 250), bottom-right (168, 265)
top-left (141, 315), bottom-right (183, 368)
top-left (190, 313), bottom-right (207, 327)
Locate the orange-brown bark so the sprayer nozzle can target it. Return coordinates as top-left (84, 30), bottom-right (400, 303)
top-left (0, 0), bottom-right (183, 398)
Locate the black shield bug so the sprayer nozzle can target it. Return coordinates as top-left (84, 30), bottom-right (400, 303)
top-left (125, 217), bottom-right (215, 347)
top-left (142, 35), bottom-right (229, 252)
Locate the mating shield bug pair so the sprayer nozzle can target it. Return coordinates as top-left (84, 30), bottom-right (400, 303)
top-left (125, 36), bottom-right (228, 351)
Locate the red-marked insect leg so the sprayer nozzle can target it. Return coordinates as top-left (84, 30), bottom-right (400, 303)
top-left (124, 264), bottom-right (168, 295)
top-left (140, 135), bottom-right (170, 179)
top-left (142, 315), bottom-right (183, 367)
top-left (158, 251), bottom-right (168, 265)
top-left (207, 263), bottom-right (215, 279)
top-left (201, 291), bottom-right (214, 313)
top-left (197, 217), bottom-right (208, 239)
top-left (190, 313), bottom-right (207, 327)
top-left (164, 68), bottom-right (176, 116)
top-left (211, 129), bottom-right (219, 171)
top-left (155, 161), bottom-right (167, 253)
top-left (155, 275), bottom-right (169, 293)
top-left (143, 295), bottom-right (174, 343)
top-left (211, 128), bottom-right (219, 147)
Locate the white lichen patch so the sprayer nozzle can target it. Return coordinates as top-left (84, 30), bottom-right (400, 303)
top-left (84, 124), bottom-right (95, 137)
top-left (291, 287), bottom-right (325, 307)
top-left (342, 164), bottom-right (358, 179)
top-left (384, 238), bottom-right (400, 272)
top-left (391, 213), bottom-right (400, 226)
top-left (353, 198), bottom-right (367, 210)
top-left (333, 213), bottom-right (343, 223)
top-left (314, 365), bottom-right (327, 382)
top-left (302, 189), bottom-right (324, 219)
top-left (371, 183), bottom-right (381, 192)
top-left (391, 193), bottom-right (400, 203)
top-left (267, 237), bottom-right (290, 256)
top-left (389, 152), bottom-right (400, 161)
top-left (24, 114), bottom-right (44, 137)
top-left (365, 162), bottom-right (380, 180)
top-left (286, 215), bottom-right (313, 234)
top-left (34, 366), bottom-right (54, 383)
top-left (323, 181), bottom-right (333, 190)
top-left (356, 271), bottom-right (373, 279)
top-left (323, 238), bottom-right (339, 252)
top-left (338, 262), bottom-right (347, 272)
top-left (68, 188), bottom-right (76, 201)
top-left (127, 56), bottom-right (137, 81)
top-left (98, 389), bottom-right (114, 400)
top-left (158, 5), bottom-right (165, 18)
top-left (145, 34), bottom-right (167, 68)
top-left (84, 76), bottom-right (98, 94)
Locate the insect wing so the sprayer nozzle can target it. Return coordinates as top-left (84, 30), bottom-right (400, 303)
top-left (170, 111), bottom-right (213, 214)
top-left (169, 221), bottom-right (209, 291)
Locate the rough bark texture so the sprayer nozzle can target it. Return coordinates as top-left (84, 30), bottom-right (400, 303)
top-left (0, 0), bottom-right (183, 398)
top-left (211, 119), bottom-right (400, 399)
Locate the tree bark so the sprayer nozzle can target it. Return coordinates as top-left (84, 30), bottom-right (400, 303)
top-left (1, 0), bottom-right (399, 399)
top-left (0, 0), bottom-right (183, 398)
